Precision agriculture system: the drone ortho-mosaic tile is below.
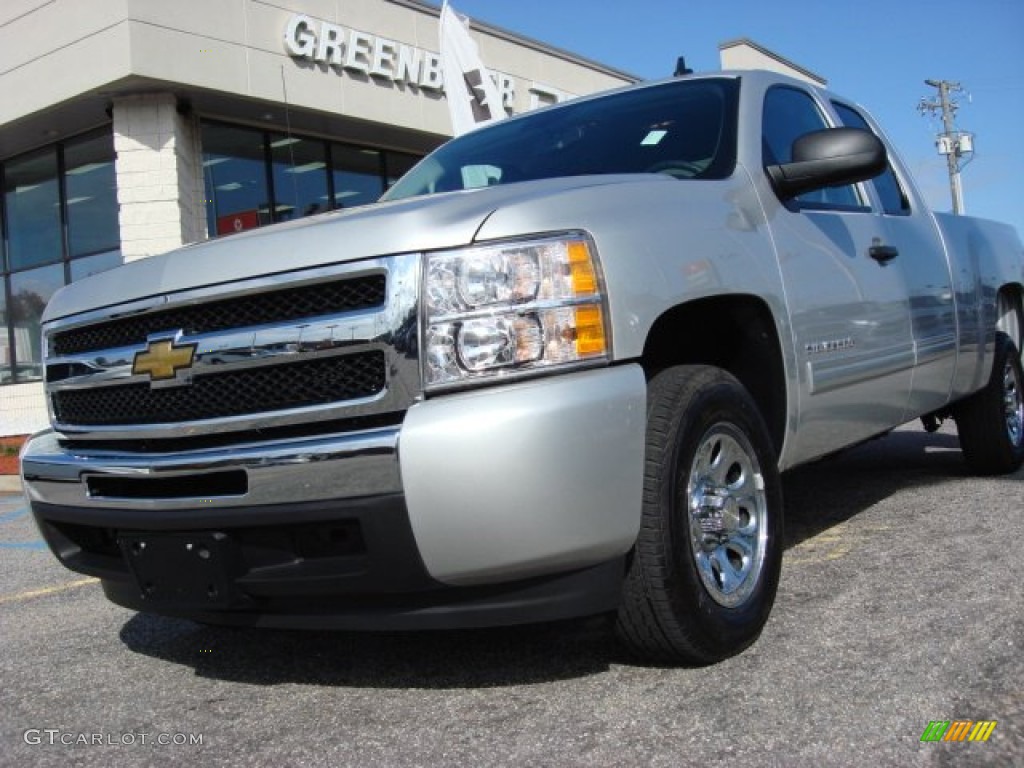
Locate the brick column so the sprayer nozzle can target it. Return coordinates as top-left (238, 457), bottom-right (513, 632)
top-left (112, 93), bottom-right (206, 262)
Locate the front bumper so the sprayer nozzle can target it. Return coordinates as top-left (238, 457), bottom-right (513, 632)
top-left (21, 366), bottom-right (646, 628)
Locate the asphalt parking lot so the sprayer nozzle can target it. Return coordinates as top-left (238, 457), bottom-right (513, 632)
top-left (1, 422), bottom-right (1021, 767)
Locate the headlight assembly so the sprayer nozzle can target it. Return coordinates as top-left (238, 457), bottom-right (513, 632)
top-left (422, 234), bottom-right (610, 390)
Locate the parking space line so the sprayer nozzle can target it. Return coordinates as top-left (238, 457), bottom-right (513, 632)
top-left (0, 577), bottom-right (99, 606)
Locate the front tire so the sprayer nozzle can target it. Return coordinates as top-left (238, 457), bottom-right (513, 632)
top-left (953, 331), bottom-right (1024, 475)
top-left (615, 366), bottom-right (783, 665)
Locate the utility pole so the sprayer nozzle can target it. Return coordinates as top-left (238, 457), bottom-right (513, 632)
top-left (919, 79), bottom-right (973, 215)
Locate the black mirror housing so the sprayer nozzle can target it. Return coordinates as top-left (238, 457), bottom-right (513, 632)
top-left (766, 127), bottom-right (887, 201)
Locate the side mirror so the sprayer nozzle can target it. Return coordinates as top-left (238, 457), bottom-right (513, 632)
top-left (766, 127), bottom-right (887, 201)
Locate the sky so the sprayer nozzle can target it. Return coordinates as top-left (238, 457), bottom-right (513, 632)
top-left (442, 0), bottom-right (1024, 239)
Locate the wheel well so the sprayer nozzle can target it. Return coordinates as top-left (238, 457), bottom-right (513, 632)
top-left (996, 285), bottom-right (1024, 352)
top-left (640, 296), bottom-right (787, 456)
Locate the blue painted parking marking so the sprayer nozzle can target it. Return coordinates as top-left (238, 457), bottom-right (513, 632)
top-left (0, 506), bottom-right (27, 523)
top-left (0, 500), bottom-right (44, 550)
top-left (0, 540), bottom-right (45, 550)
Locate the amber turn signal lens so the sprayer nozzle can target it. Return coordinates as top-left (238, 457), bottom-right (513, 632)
top-left (568, 241), bottom-right (598, 296)
top-left (574, 305), bottom-right (606, 356)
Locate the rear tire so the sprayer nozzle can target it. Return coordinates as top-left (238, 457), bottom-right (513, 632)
top-left (953, 331), bottom-right (1024, 475)
top-left (615, 366), bottom-right (783, 665)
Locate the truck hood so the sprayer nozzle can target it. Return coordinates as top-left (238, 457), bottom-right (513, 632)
top-left (44, 174), bottom-right (671, 323)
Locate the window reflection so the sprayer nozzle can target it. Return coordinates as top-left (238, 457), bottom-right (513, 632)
top-left (2, 121), bottom-right (426, 386)
top-left (202, 123), bottom-right (271, 236)
top-left (385, 152), bottom-right (419, 190)
top-left (831, 101), bottom-right (910, 215)
top-left (8, 264), bottom-right (64, 383)
top-left (2, 129), bottom-right (122, 385)
top-left (332, 145), bottom-right (384, 208)
top-left (0, 287), bottom-right (8, 384)
top-left (70, 249), bottom-right (123, 281)
top-left (271, 135), bottom-right (329, 221)
top-left (762, 87), bottom-right (862, 210)
top-left (65, 132), bottom-right (119, 257)
top-left (202, 121), bottom-right (424, 236)
top-left (4, 149), bottom-right (62, 271)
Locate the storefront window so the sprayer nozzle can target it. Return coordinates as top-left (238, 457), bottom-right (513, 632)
top-left (202, 123), bottom-right (271, 236)
top-left (4, 148), bottom-right (62, 271)
top-left (332, 145), bottom-right (384, 208)
top-left (0, 288), bottom-right (9, 384)
top-left (65, 132), bottom-right (119, 257)
top-left (271, 134), bottom-right (329, 221)
top-left (70, 250), bottom-right (123, 281)
top-left (8, 264), bottom-right (63, 383)
top-left (385, 152), bottom-right (420, 189)
top-left (202, 121), bottom-right (424, 237)
top-left (1, 128), bottom-right (121, 386)
top-left (3, 119), bottom-right (421, 386)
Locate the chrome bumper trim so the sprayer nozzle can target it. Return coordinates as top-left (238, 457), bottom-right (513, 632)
top-left (20, 427), bottom-right (402, 511)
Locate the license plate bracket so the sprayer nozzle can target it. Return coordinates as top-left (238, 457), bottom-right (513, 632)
top-left (118, 532), bottom-right (240, 609)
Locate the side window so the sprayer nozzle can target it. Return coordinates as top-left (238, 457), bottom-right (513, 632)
top-left (762, 87), bottom-right (863, 210)
top-left (831, 102), bottom-right (911, 215)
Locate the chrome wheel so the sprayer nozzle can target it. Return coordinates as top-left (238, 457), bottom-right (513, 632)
top-left (1002, 358), bottom-right (1024, 447)
top-left (616, 365), bottom-right (783, 664)
top-left (954, 331), bottom-right (1024, 475)
top-left (688, 423), bottom-right (768, 608)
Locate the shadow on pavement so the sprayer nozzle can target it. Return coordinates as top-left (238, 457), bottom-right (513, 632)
top-left (120, 612), bottom-right (618, 688)
top-left (118, 427), bottom-right (990, 687)
top-left (782, 427), bottom-right (968, 550)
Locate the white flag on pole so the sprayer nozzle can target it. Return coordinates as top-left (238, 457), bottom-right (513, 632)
top-left (439, 1), bottom-right (505, 136)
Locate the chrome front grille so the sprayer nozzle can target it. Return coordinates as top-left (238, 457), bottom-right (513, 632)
top-left (51, 274), bottom-right (387, 355)
top-left (51, 350), bottom-right (387, 426)
top-left (44, 255), bottom-right (421, 441)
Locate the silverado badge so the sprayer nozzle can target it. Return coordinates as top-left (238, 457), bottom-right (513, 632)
top-left (132, 337), bottom-right (197, 383)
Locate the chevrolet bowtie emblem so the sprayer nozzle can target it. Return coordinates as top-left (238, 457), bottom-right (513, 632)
top-left (132, 338), bottom-right (197, 382)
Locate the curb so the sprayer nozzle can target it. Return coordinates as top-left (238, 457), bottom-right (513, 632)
top-left (0, 475), bottom-right (24, 494)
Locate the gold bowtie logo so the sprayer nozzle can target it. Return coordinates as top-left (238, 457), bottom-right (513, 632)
top-left (132, 338), bottom-right (197, 381)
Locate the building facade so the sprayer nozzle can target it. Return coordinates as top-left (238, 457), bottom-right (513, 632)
top-left (0, 0), bottom-right (636, 436)
top-left (718, 38), bottom-right (826, 87)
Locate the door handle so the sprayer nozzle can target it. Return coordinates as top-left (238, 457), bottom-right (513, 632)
top-left (869, 244), bottom-right (899, 264)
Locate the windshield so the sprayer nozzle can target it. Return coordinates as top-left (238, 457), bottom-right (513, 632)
top-left (384, 77), bottom-right (739, 201)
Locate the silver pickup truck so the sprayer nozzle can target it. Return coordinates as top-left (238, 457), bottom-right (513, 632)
top-left (21, 70), bottom-right (1024, 664)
